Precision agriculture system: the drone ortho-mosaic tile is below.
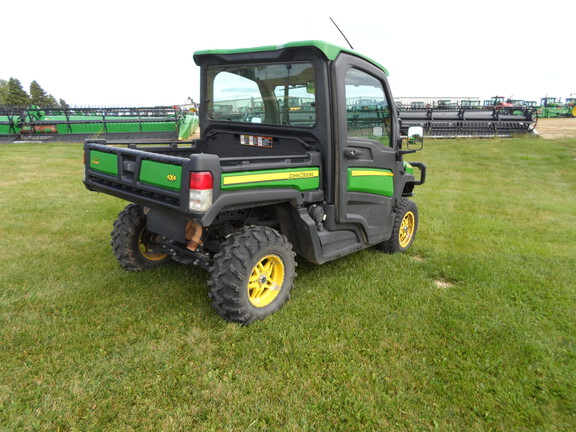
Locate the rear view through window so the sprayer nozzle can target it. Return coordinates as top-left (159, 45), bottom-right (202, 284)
top-left (207, 63), bottom-right (316, 127)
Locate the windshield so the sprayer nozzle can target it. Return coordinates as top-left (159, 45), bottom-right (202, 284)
top-left (207, 62), bottom-right (316, 127)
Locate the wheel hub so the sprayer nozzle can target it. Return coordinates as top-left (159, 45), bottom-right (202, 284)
top-left (139, 228), bottom-right (168, 261)
top-left (399, 211), bottom-right (415, 248)
top-left (248, 254), bottom-right (285, 307)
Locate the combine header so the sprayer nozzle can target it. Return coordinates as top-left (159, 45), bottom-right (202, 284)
top-left (398, 99), bottom-right (537, 138)
top-left (2, 97), bottom-right (542, 141)
top-left (398, 106), bottom-right (537, 138)
top-left (0, 105), bottom-right (198, 142)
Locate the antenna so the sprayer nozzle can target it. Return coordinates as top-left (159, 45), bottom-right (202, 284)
top-left (329, 17), bottom-right (354, 50)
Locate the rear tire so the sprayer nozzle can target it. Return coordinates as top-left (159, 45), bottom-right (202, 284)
top-left (208, 226), bottom-right (296, 324)
top-left (111, 203), bottom-right (171, 271)
top-left (377, 198), bottom-right (418, 253)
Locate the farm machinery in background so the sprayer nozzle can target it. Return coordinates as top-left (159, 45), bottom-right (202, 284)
top-left (537, 97), bottom-right (576, 118)
top-left (0, 105), bottom-right (199, 142)
top-left (2, 94), bottom-right (574, 142)
top-left (397, 96), bottom-right (538, 138)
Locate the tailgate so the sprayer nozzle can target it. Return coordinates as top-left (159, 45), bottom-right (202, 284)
top-left (84, 143), bottom-right (189, 211)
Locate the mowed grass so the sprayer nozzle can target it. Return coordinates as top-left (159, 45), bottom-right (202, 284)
top-left (0, 137), bottom-right (575, 431)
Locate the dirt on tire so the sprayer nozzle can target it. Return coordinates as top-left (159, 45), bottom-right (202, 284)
top-left (534, 118), bottom-right (576, 139)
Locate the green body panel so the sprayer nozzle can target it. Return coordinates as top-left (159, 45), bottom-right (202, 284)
top-left (404, 162), bottom-right (414, 175)
top-left (221, 167), bottom-right (320, 191)
top-left (347, 168), bottom-right (394, 197)
top-left (89, 151), bottom-right (118, 176)
top-left (140, 160), bottom-right (182, 191)
top-left (194, 40), bottom-right (389, 76)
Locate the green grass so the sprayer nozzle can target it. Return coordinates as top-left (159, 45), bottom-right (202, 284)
top-left (1, 137), bottom-right (575, 431)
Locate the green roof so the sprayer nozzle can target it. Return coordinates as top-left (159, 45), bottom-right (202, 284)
top-left (193, 40), bottom-right (389, 76)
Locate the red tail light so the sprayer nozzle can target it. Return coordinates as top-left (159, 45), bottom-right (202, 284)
top-left (189, 171), bottom-right (213, 212)
top-left (189, 171), bottom-right (213, 190)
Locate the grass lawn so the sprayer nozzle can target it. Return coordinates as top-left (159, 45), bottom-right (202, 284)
top-left (1, 137), bottom-right (575, 431)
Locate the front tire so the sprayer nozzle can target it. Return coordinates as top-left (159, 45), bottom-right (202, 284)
top-left (208, 226), bottom-right (296, 324)
top-left (377, 198), bottom-right (418, 253)
top-left (111, 203), bottom-right (171, 271)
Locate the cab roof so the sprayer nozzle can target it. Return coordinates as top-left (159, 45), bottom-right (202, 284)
top-left (193, 40), bottom-right (389, 76)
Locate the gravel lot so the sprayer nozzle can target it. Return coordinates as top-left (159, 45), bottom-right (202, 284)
top-left (534, 118), bottom-right (576, 139)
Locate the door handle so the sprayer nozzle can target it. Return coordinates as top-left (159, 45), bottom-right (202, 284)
top-left (344, 148), bottom-right (361, 159)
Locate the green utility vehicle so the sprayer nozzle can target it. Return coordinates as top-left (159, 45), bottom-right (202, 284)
top-left (84, 40), bottom-right (426, 324)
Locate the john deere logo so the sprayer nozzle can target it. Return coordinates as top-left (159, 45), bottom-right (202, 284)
top-left (166, 174), bottom-right (177, 182)
top-left (91, 157), bottom-right (100, 165)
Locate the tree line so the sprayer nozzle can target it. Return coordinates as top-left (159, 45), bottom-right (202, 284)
top-left (0, 78), bottom-right (69, 109)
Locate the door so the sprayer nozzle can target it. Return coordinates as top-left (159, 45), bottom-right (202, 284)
top-left (334, 54), bottom-right (400, 244)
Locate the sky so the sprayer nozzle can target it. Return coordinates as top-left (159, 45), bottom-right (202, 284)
top-left (2, 0), bottom-right (573, 107)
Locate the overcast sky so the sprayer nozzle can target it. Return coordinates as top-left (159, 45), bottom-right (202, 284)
top-left (2, 0), bottom-right (573, 107)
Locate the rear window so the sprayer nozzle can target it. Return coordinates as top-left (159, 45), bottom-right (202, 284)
top-left (207, 63), bottom-right (316, 127)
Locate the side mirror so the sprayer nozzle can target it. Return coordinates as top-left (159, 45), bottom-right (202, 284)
top-left (407, 126), bottom-right (424, 150)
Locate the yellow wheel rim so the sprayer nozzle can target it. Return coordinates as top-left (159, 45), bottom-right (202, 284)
top-left (248, 255), bottom-right (285, 307)
top-left (399, 211), bottom-right (415, 248)
top-left (138, 229), bottom-right (168, 261)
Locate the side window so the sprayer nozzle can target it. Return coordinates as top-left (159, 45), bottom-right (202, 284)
top-left (345, 67), bottom-right (391, 146)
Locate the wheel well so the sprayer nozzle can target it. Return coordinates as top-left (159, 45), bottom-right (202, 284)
top-left (402, 180), bottom-right (414, 196)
